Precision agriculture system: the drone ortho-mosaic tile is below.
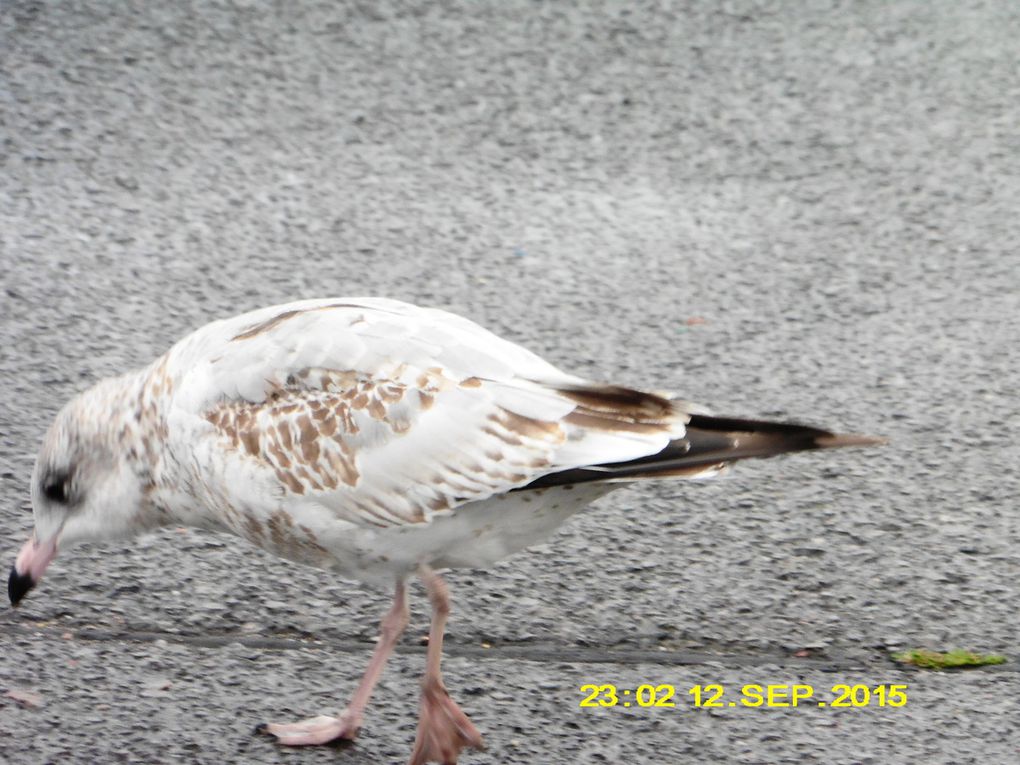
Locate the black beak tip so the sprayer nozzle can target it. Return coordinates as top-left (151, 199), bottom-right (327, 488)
top-left (8, 566), bottom-right (34, 607)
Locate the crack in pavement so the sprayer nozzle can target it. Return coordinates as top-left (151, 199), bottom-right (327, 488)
top-left (5, 621), bottom-right (1012, 673)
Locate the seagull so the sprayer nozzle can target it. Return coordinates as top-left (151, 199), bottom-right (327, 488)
top-left (9, 297), bottom-right (881, 764)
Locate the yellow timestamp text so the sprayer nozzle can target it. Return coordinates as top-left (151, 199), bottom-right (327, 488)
top-left (579, 683), bottom-right (908, 709)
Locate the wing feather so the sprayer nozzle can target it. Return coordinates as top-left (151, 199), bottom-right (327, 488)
top-left (169, 298), bottom-right (689, 528)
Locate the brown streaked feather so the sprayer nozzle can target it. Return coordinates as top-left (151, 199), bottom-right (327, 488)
top-left (201, 363), bottom-right (569, 526)
top-left (562, 410), bottom-right (667, 435)
top-left (230, 303), bottom-right (373, 341)
top-left (204, 372), bottom-right (406, 497)
top-left (231, 309), bottom-right (303, 341)
top-left (554, 383), bottom-right (680, 435)
top-left (556, 384), bottom-right (675, 420)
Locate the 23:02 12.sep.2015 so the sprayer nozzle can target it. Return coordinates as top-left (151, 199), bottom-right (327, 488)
top-left (579, 683), bottom-right (908, 709)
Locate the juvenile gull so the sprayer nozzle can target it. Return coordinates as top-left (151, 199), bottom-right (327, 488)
top-left (9, 297), bottom-right (882, 764)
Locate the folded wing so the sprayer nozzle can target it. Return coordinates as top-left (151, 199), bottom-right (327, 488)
top-left (174, 299), bottom-right (690, 528)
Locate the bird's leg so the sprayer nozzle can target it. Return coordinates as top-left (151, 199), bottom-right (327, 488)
top-left (409, 565), bottom-right (485, 765)
top-left (257, 578), bottom-right (409, 746)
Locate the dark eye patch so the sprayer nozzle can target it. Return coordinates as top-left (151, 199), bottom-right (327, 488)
top-left (42, 473), bottom-right (71, 504)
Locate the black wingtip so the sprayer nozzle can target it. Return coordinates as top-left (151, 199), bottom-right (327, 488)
top-left (8, 565), bottom-right (34, 607)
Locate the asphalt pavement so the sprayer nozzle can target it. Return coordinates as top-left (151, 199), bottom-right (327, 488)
top-left (1, 1), bottom-right (1018, 763)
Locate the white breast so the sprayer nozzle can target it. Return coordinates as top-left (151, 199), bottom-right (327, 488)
top-left (310, 483), bottom-right (615, 585)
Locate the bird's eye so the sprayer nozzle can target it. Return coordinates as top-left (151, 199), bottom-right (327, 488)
top-left (42, 476), bottom-right (70, 504)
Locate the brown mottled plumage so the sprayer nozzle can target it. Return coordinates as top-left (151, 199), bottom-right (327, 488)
top-left (9, 297), bottom-right (883, 764)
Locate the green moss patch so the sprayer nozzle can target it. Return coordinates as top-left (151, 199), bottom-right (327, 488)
top-left (892, 648), bottom-right (1006, 670)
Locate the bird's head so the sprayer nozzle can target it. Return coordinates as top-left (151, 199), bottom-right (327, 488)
top-left (9, 375), bottom-right (157, 606)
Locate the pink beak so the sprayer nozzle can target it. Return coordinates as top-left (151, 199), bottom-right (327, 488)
top-left (9, 535), bottom-right (57, 606)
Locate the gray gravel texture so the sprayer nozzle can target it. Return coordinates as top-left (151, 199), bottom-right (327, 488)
top-left (1, 1), bottom-right (1018, 763)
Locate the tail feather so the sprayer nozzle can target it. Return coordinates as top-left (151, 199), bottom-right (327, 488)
top-left (519, 414), bottom-right (885, 491)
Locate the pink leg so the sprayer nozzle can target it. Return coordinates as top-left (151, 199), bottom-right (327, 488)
top-left (409, 566), bottom-right (485, 765)
top-left (256, 579), bottom-right (409, 746)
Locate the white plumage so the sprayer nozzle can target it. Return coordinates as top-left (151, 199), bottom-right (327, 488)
top-left (132, 298), bottom-right (692, 584)
top-left (10, 297), bottom-right (881, 764)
